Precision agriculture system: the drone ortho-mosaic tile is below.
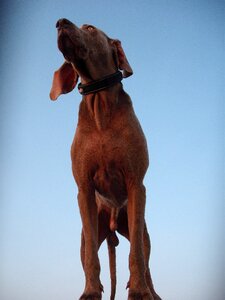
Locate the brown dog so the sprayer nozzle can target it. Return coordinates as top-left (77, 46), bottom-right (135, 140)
top-left (50, 18), bottom-right (161, 300)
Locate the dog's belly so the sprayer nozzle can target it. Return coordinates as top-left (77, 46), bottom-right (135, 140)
top-left (93, 165), bottom-right (127, 208)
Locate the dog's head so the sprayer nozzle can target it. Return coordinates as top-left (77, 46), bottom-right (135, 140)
top-left (50, 18), bottom-right (133, 100)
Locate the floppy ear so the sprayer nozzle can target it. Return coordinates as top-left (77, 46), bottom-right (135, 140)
top-left (50, 62), bottom-right (78, 100)
top-left (111, 39), bottom-right (133, 78)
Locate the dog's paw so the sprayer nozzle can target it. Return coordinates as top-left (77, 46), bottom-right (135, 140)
top-left (128, 290), bottom-right (154, 300)
top-left (79, 292), bottom-right (101, 300)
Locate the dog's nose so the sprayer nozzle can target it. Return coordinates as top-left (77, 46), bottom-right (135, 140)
top-left (56, 18), bottom-right (73, 29)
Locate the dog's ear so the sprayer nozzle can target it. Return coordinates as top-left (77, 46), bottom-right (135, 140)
top-left (50, 62), bottom-right (78, 100)
top-left (111, 39), bottom-right (133, 78)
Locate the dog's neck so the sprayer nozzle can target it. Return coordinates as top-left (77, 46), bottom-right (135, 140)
top-left (80, 83), bottom-right (123, 131)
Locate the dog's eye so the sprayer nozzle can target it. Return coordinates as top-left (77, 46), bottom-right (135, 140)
top-left (87, 26), bottom-right (94, 32)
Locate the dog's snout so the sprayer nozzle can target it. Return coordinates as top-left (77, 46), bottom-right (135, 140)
top-left (56, 18), bottom-right (73, 29)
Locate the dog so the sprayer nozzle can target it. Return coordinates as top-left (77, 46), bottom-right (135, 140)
top-left (50, 18), bottom-right (161, 300)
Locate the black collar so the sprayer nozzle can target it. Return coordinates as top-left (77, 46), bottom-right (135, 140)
top-left (78, 71), bottom-right (123, 95)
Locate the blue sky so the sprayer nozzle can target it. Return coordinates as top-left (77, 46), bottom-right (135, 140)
top-left (0, 1), bottom-right (224, 299)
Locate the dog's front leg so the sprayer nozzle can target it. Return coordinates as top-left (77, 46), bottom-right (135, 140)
top-left (78, 186), bottom-right (102, 300)
top-left (127, 183), bottom-right (154, 300)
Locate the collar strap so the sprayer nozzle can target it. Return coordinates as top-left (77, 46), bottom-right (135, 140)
top-left (78, 71), bottom-right (123, 95)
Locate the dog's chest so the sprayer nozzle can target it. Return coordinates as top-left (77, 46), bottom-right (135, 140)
top-left (93, 160), bottom-right (127, 208)
top-left (71, 127), bottom-right (130, 205)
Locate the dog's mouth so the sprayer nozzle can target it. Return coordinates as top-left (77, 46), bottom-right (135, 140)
top-left (57, 31), bottom-right (88, 63)
top-left (56, 19), bottom-right (77, 53)
top-left (57, 30), bottom-right (73, 49)
top-left (57, 32), bottom-right (74, 61)
top-left (55, 19), bottom-right (89, 70)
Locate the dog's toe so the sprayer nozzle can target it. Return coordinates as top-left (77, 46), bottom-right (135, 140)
top-left (79, 292), bottom-right (101, 300)
top-left (128, 291), bottom-right (154, 300)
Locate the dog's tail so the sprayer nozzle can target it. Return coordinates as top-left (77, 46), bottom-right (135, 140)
top-left (107, 231), bottom-right (119, 300)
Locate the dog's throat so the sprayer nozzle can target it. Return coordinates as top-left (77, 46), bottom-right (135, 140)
top-left (78, 71), bottom-right (123, 95)
top-left (86, 93), bottom-right (113, 130)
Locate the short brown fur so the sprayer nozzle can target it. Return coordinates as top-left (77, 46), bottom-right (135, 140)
top-left (50, 18), bottom-right (161, 300)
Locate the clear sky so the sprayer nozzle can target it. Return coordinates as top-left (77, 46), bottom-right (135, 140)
top-left (0, 1), bottom-right (224, 299)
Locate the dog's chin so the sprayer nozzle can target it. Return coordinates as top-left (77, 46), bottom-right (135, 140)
top-left (58, 33), bottom-right (72, 52)
top-left (58, 35), bottom-right (88, 62)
